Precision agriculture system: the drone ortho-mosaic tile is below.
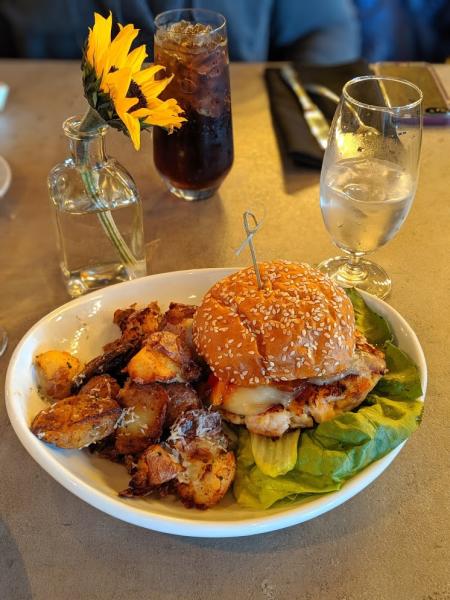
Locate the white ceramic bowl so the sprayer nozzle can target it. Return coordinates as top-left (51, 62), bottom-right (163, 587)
top-left (5, 268), bottom-right (427, 537)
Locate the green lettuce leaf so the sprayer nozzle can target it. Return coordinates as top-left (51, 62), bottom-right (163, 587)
top-left (346, 288), bottom-right (393, 347)
top-left (374, 341), bottom-right (422, 400)
top-left (233, 290), bottom-right (424, 510)
top-left (234, 397), bottom-right (423, 509)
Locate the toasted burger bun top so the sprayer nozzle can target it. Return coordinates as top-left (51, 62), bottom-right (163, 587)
top-left (193, 260), bottom-right (355, 386)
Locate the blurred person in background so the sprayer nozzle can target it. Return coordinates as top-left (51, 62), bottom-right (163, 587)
top-left (0, 0), bottom-right (361, 64)
top-left (354, 0), bottom-right (450, 63)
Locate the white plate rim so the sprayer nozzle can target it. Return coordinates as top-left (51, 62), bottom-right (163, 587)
top-left (5, 268), bottom-right (427, 537)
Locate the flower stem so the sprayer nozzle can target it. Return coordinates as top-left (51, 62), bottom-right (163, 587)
top-left (78, 108), bottom-right (140, 278)
top-left (80, 169), bottom-right (137, 267)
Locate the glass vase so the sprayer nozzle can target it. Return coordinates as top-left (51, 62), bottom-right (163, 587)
top-left (48, 116), bottom-right (147, 297)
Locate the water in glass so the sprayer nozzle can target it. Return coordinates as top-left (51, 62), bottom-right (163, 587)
top-left (53, 201), bottom-right (145, 297)
top-left (321, 157), bottom-right (415, 254)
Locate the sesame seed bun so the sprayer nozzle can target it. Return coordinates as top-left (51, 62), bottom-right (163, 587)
top-left (192, 260), bottom-right (355, 386)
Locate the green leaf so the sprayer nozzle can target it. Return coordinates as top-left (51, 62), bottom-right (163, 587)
top-left (375, 341), bottom-right (423, 400)
top-left (346, 288), bottom-right (393, 347)
top-left (233, 396), bottom-right (423, 509)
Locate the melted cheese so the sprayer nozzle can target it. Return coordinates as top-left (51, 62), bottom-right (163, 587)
top-left (307, 370), bottom-right (352, 386)
top-left (222, 385), bottom-right (295, 416)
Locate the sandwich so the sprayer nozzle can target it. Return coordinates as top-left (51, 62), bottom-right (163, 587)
top-left (193, 260), bottom-right (387, 438)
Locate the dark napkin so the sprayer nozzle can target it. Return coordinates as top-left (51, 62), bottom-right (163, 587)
top-left (265, 60), bottom-right (373, 168)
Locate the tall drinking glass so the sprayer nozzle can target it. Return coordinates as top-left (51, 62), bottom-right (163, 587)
top-left (319, 76), bottom-right (423, 298)
top-left (153, 8), bottom-right (234, 201)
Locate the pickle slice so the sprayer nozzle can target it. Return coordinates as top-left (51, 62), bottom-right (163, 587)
top-left (250, 429), bottom-right (300, 477)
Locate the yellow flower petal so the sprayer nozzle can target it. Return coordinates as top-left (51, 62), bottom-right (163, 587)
top-left (145, 96), bottom-right (184, 114)
top-left (121, 111), bottom-right (142, 150)
top-left (138, 72), bottom-right (174, 100)
top-left (141, 97), bottom-right (186, 130)
top-left (86, 27), bottom-right (94, 64)
top-left (133, 64), bottom-right (165, 83)
top-left (116, 95), bottom-right (140, 114)
top-left (130, 67), bottom-right (177, 116)
top-left (105, 23), bottom-right (139, 71)
top-left (130, 108), bottom-right (152, 118)
top-left (102, 66), bottom-right (129, 94)
top-left (126, 45), bottom-right (148, 74)
top-left (86, 12), bottom-right (112, 78)
top-left (104, 68), bottom-right (138, 111)
top-left (103, 68), bottom-right (141, 149)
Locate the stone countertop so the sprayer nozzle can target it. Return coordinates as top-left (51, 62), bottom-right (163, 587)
top-left (0, 61), bottom-right (449, 600)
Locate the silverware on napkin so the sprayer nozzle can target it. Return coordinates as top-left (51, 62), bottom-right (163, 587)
top-left (303, 83), bottom-right (341, 104)
top-left (280, 65), bottom-right (330, 150)
top-left (305, 80), bottom-right (380, 137)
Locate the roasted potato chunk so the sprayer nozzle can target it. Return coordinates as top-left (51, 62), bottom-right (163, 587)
top-left (127, 331), bottom-right (201, 384)
top-left (80, 375), bottom-right (120, 400)
top-left (114, 302), bottom-right (162, 339)
top-left (31, 394), bottom-right (121, 449)
top-left (121, 443), bottom-right (183, 496)
top-left (74, 340), bottom-right (137, 389)
top-left (170, 410), bottom-right (236, 509)
top-left (122, 409), bottom-right (236, 506)
top-left (115, 382), bottom-right (168, 454)
top-left (35, 350), bottom-right (83, 401)
top-left (162, 303), bottom-right (196, 325)
top-left (165, 383), bottom-right (201, 427)
top-left (127, 345), bottom-right (183, 384)
top-left (176, 448), bottom-right (236, 510)
top-left (77, 303), bottom-right (163, 390)
top-left (161, 303), bottom-right (197, 349)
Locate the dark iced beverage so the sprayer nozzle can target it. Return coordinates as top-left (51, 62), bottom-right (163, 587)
top-left (153, 9), bottom-right (234, 200)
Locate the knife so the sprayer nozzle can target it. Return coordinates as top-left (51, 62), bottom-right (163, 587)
top-left (280, 65), bottom-right (330, 150)
top-left (303, 82), bottom-right (341, 105)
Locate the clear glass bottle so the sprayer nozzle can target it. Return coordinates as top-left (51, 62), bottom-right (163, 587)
top-left (48, 116), bottom-right (147, 298)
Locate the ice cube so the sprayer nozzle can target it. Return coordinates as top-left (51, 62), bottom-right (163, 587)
top-left (161, 20), bottom-right (216, 49)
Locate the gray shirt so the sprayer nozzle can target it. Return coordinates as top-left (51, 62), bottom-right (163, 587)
top-left (0, 0), bottom-right (360, 64)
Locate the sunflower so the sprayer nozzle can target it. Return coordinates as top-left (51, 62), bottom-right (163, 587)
top-left (82, 12), bottom-right (185, 150)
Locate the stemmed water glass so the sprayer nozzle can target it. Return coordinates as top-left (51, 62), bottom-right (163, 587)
top-left (318, 76), bottom-right (423, 298)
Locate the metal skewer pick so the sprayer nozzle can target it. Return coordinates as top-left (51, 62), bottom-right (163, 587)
top-left (235, 211), bottom-right (263, 289)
